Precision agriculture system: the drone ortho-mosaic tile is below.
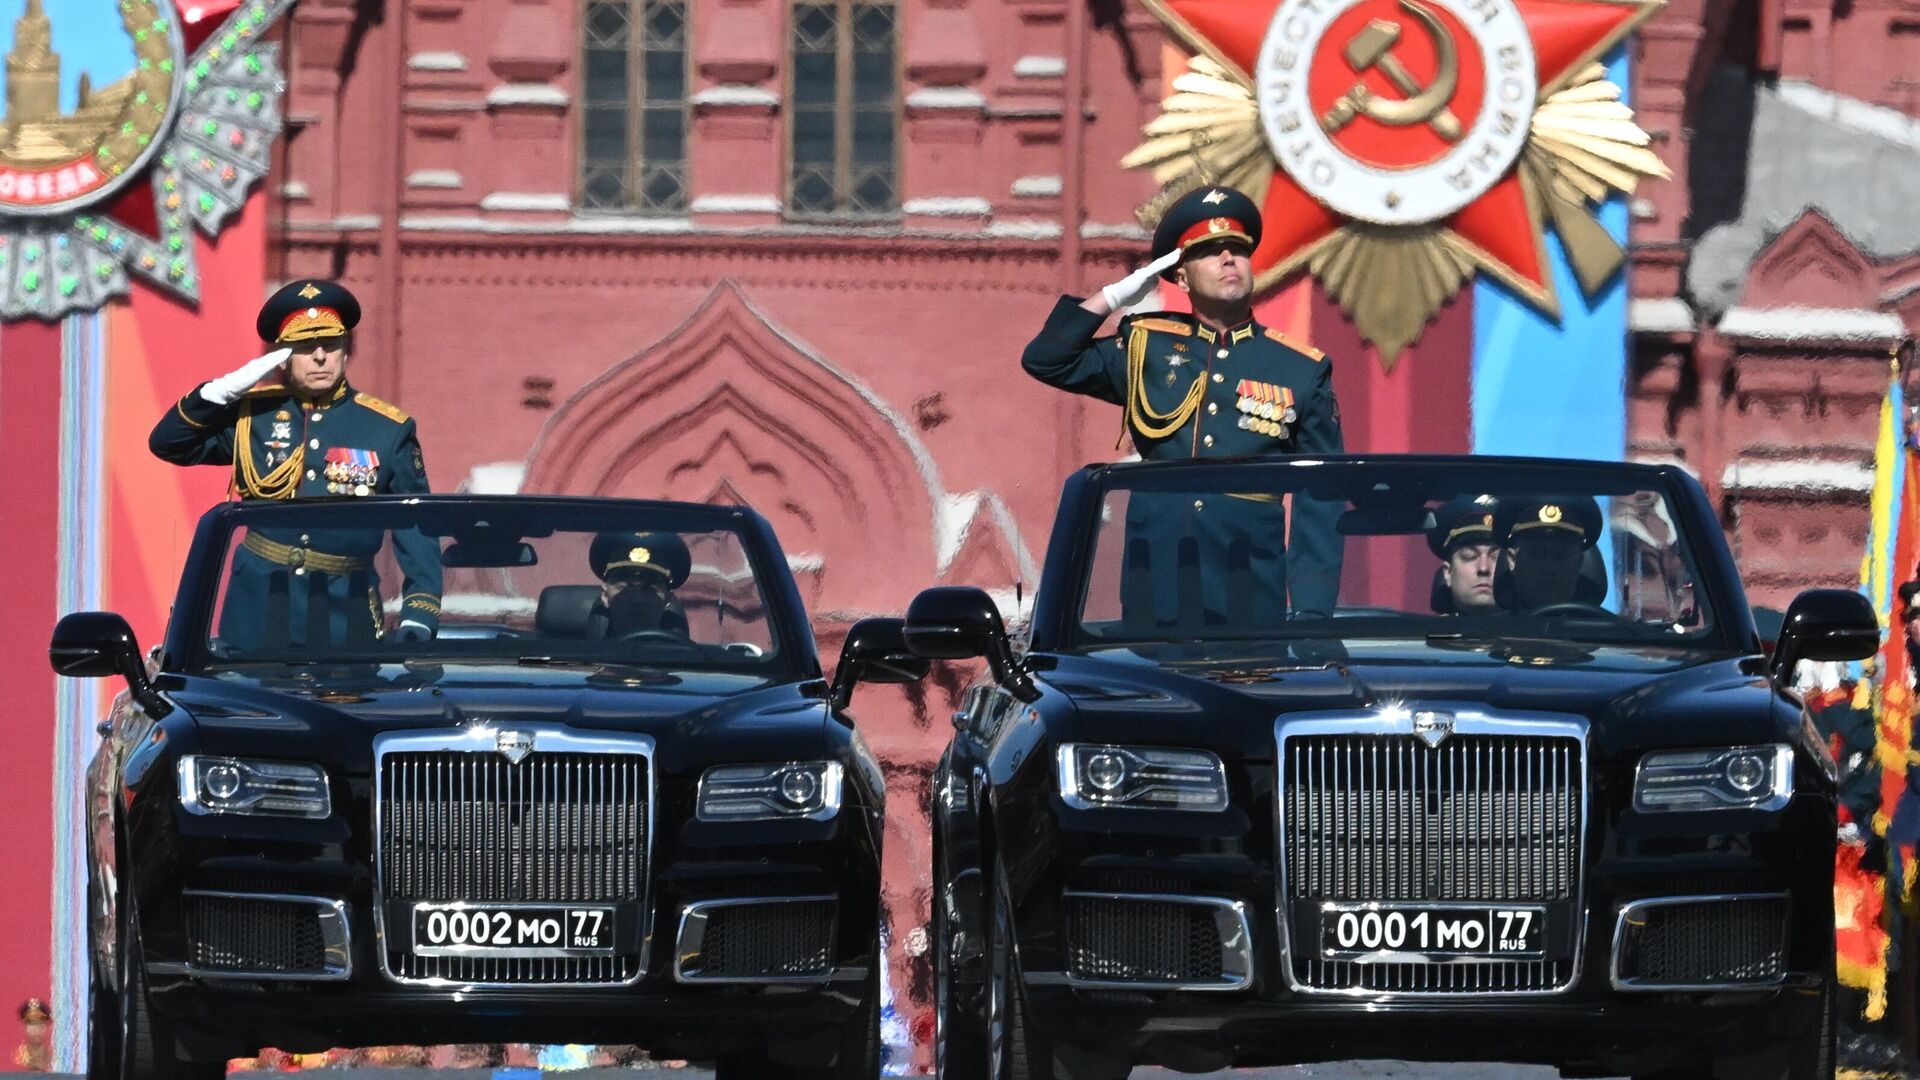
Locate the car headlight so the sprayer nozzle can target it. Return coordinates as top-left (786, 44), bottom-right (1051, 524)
top-left (1057, 744), bottom-right (1228, 810)
top-left (1633, 744), bottom-right (1793, 812)
top-left (177, 755), bottom-right (331, 819)
top-left (697, 762), bottom-right (843, 821)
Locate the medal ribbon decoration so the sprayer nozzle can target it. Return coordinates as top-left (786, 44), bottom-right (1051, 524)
top-left (1124, 0), bottom-right (1668, 363)
top-left (0, 0), bottom-right (295, 320)
top-left (324, 447), bottom-right (380, 495)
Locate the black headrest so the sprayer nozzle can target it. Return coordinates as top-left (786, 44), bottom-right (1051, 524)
top-left (1494, 548), bottom-right (1609, 610)
top-left (536, 585), bottom-right (606, 638)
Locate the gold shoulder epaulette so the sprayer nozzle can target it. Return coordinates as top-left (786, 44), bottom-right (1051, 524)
top-left (240, 383), bottom-right (289, 398)
top-left (1264, 327), bottom-right (1325, 361)
top-left (1130, 316), bottom-right (1193, 337)
top-left (354, 392), bottom-right (410, 424)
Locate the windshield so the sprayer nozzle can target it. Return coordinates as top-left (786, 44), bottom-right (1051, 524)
top-left (1071, 460), bottom-right (1728, 654)
top-left (194, 499), bottom-right (793, 675)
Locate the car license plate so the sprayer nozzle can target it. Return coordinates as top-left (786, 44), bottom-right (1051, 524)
top-left (1319, 904), bottom-right (1546, 959)
top-left (411, 903), bottom-right (614, 956)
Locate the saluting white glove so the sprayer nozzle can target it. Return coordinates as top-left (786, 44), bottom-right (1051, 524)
top-left (199, 347), bottom-right (292, 405)
top-left (1097, 250), bottom-right (1182, 313)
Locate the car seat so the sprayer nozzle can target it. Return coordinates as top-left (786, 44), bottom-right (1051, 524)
top-left (536, 584), bottom-right (609, 639)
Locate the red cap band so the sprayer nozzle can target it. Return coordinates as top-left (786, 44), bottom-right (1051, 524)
top-left (1178, 216), bottom-right (1252, 251)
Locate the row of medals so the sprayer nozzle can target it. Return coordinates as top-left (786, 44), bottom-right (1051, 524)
top-left (1236, 394), bottom-right (1295, 439)
top-left (324, 461), bottom-right (375, 497)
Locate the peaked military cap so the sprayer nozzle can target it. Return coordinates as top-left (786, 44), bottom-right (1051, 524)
top-left (590, 531), bottom-right (692, 589)
top-left (1428, 494), bottom-right (1502, 558)
top-left (1498, 496), bottom-right (1602, 547)
top-left (1151, 185), bottom-right (1263, 280)
top-left (258, 279), bottom-right (362, 344)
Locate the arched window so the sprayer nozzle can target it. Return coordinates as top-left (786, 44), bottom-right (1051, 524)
top-left (787, 0), bottom-right (897, 219)
top-left (579, 0), bottom-right (689, 213)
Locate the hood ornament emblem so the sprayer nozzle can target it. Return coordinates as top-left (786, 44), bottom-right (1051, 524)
top-left (496, 729), bottom-right (536, 765)
top-left (1412, 711), bottom-right (1455, 749)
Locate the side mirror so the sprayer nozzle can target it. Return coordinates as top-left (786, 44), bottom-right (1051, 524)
top-left (905, 586), bottom-right (1039, 703)
top-left (1771, 589), bottom-right (1880, 681)
top-left (50, 611), bottom-right (171, 717)
top-left (829, 617), bottom-right (931, 712)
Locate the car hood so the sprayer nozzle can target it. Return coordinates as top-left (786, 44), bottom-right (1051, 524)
top-left (1039, 639), bottom-right (1792, 761)
top-left (158, 663), bottom-right (834, 772)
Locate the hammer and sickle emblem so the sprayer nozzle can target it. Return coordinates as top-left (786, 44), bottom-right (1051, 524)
top-left (1319, 0), bottom-right (1464, 142)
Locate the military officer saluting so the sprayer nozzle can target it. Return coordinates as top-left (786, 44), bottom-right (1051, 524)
top-left (1021, 185), bottom-right (1344, 620)
top-left (149, 279), bottom-right (442, 648)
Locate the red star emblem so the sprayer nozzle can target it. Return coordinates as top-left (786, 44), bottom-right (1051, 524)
top-left (1139, 0), bottom-right (1660, 328)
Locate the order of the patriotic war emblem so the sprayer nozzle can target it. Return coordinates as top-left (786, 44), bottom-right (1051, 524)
top-left (1128, 0), bottom-right (1669, 362)
top-left (0, 0), bottom-right (295, 320)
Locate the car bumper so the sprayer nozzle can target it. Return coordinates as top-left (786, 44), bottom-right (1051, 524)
top-left (130, 841), bottom-right (879, 1059)
top-left (1002, 793), bottom-right (1833, 1073)
top-left (1021, 983), bottom-right (1825, 1074)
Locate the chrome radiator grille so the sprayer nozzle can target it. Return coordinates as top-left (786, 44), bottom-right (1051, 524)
top-left (1281, 729), bottom-right (1584, 995)
top-left (376, 743), bottom-right (650, 987)
top-left (389, 952), bottom-right (642, 984)
top-left (379, 751), bottom-right (647, 904)
top-left (1283, 734), bottom-right (1581, 903)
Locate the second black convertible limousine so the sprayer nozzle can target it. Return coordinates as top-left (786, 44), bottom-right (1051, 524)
top-left (52, 495), bottom-right (928, 1080)
top-left (915, 455), bottom-right (1875, 1080)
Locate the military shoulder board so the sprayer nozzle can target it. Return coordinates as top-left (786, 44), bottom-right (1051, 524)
top-left (354, 392), bottom-right (411, 423)
top-left (1263, 327), bottom-right (1326, 361)
top-left (1235, 379), bottom-right (1297, 439)
top-left (1129, 317), bottom-right (1193, 337)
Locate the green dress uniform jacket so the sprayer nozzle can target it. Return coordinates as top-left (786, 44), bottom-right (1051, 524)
top-left (149, 379), bottom-right (443, 652)
top-left (1022, 298), bottom-right (1346, 622)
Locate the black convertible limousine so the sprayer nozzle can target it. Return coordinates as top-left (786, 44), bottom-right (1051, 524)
top-left (913, 455), bottom-right (1876, 1080)
top-left (50, 495), bottom-right (927, 1080)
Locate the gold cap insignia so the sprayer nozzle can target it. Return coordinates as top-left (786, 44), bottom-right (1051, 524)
top-left (297, 283), bottom-right (322, 299)
top-left (629, 547), bottom-right (651, 564)
top-left (1539, 505), bottom-right (1563, 524)
top-left (1201, 189), bottom-right (1227, 205)
top-left (276, 305), bottom-right (348, 342)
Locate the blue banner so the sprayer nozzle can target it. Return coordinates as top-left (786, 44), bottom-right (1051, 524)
top-left (1471, 51), bottom-right (1632, 462)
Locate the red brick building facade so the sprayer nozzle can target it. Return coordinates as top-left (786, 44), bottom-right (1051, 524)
top-left (1631, 0), bottom-right (1920, 608)
top-left (255, 0), bottom-right (1920, 1061)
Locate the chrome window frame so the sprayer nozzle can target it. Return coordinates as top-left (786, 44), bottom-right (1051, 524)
top-left (1273, 706), bottom-right (1592, 999)
top-left (371, 724), bottom-right (657, 989)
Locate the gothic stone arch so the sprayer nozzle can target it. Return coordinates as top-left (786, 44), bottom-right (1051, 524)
top-left (521, 281), bottom-right (944, 621)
